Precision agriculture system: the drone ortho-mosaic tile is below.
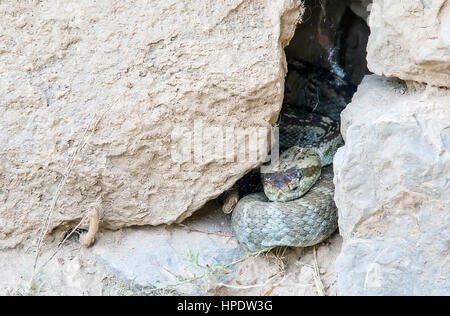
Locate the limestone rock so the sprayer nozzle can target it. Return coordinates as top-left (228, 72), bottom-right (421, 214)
top-left (367, 0), bottom-right (450, 87)
top-left (334, 75), bottom-right (450, 295)
top-left (0, 0), bottom-right (303, 249)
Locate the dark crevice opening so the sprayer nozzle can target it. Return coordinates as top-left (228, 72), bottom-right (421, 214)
top-left (283, 0), bottom-right (371, 121)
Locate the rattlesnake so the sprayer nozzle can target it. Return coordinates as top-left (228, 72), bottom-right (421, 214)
top-left (227, 60), bottom-right (352, 252)
top-left (230, 110), bottom-right (343, 252)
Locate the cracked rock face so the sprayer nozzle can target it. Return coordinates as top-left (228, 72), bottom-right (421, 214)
top-left (334, 75), bottom-right (450, 295)
top-left (367, 0), bottom-right (450, 87)
top-left (0, 0), bottom-right (303, 249)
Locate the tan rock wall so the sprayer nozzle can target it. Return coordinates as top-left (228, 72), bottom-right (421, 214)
top-left (0, 0), bottom-right (303, 248)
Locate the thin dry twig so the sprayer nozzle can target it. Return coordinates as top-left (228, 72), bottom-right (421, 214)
top-left (312, 246), bottom-right (325, 296)
top-left (217, 273), bottom-right (284, 290)
top-left (38, 214), bottom-right (89, 271)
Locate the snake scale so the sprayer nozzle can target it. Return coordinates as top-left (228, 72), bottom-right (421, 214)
top-left (229, 60), bottom-right (354, 252)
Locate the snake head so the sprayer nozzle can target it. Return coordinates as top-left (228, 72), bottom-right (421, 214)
top-left (262, 167), bottom-right (307, 202)
top-left (261, 147), bottom-right (322, 202)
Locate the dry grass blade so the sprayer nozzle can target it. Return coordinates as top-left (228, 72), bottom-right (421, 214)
top-left (38, 214), bottom-right (89, 270)
top-left (33, 96), bottom-right (119, 270)
top-left (312, 246), bottom-right (325, 296)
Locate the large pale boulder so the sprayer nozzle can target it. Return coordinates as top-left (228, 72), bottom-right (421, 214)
top-left (0, 0), bottom-right (303, 248)
top-left (367, 0), bottom-right (450, 87)
top-left (334, 75), bottom-right (450, 295)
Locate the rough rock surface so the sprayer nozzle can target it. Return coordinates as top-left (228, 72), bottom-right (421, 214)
top-left (0, 0), bottom-right (303, 249)
top-left (334, 75), bottom-right (450, 295)
top-left (367, 0), bottom-right (450, 87)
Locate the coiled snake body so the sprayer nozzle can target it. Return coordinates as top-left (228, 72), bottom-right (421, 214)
top-left (229, 61), bottom-right (351, 252)
top-left (231, 166), bottom-right (337, 252)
